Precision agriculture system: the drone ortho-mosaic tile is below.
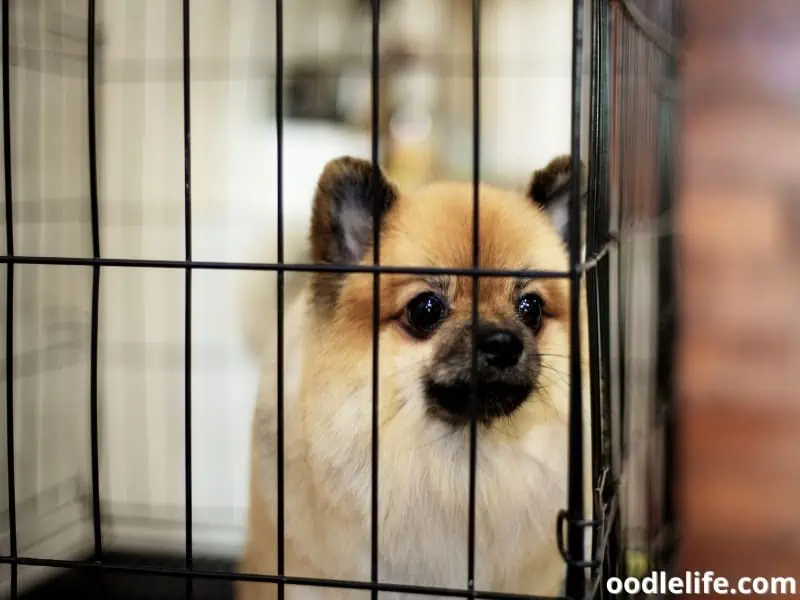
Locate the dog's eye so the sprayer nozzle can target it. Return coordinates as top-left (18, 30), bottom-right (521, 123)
top-left (516, 293), bottom-right (544, 332)
top-left (404, 292), bottom-right (447, 338)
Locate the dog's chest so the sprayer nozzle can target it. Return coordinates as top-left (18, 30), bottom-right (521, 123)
top-left (286, 443), bottom-right (564, 596)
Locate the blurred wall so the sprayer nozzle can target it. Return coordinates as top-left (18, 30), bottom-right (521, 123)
top-left (0, 2), bottom-right (95, 592)
top-left (676, 0), bottom-right (800, 584)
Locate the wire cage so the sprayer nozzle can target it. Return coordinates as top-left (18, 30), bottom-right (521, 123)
top-left (608, 0), bottom-right (680, 586)
top-left (0, 0), bottom-right (681, 599)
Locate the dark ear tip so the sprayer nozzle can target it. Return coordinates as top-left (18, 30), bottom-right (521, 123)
top-left (540, 154), bottom-right (588, 185)
top-left (558, 153), bottom-right (588, 174)
top-left (321, 155), bottom-right (369, 171)
top-left (318, 155), bottom-right (370, 184)
top-left (527, 153), bottom-right (588, 207)
top-left (316, 155), bottom-right (392, 198)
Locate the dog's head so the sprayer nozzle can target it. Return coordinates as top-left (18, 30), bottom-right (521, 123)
top-left (306, 155), bottom-right (587, 436)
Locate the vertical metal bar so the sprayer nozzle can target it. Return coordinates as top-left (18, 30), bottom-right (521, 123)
top-left (2, 0), bottom-right (17, 595)
top-left (275, 0), bottom-right (286, 598)
top-left (617, 4), bottom-right (631, 584)
top-left (586, 0), bottom-right (603, 584)
top-left (566, 0), bottom-right (586, 597)
top-left (87, 0), bottom-right (103, 561)
top-left (370, 1), bottom-right (381, 598)
top-left (182, 0), bottom-right (193, 593)
top-left (596, 0), bottom-right (619, 586)
top-left (656, 6), bottom-right (679, 566)
top-left (467, 0), bottom-right (480, 595)
top-left (616, 4), bottom-right (628, 480)
top-left (642, 18), bottom-right (656, 559)
top-left (606, 3), bottom-right (624, 584)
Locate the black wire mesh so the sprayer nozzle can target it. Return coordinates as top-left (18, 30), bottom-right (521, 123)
top-left (607, 0), bottom-right (681, 593)
top-left (2, 4), bottom-right (17, 599)
top-left (0, 0), bottom-right (681, 599)
top-left (274, 2), bottom-right (286, 599)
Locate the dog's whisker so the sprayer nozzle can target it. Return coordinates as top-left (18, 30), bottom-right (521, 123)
top-left (537, 365), bottom-right (571, 387)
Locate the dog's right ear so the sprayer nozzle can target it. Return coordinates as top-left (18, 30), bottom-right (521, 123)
top-left (309, 156), bottom-right (398, 266)
top-left (526, 154), bottom-right (587, 247)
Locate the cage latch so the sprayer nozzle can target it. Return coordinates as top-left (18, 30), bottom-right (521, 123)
top-left (556, 509), bottom-right (601, 568)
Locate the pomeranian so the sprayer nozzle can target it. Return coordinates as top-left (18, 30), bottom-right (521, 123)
top-left (237, 154), bottom-right (592, 599)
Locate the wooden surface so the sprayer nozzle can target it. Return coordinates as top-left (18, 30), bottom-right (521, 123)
top-left (676, 0), bottom-right (800, 591)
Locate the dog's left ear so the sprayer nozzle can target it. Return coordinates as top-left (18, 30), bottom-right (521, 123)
top-left (526, 154), bottom-right (588, 247)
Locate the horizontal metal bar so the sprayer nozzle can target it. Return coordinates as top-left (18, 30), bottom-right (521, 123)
top-left (0, 555), bottom-right (564, 600)
top-left (0, 254), bottom-right (571, 278)
top-left (0, 246), bottom-right (613, 276)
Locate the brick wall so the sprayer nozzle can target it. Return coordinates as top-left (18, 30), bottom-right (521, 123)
top-left (676, 0), bottom-right (800, 586)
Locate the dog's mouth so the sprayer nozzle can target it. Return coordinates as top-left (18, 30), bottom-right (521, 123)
top-left (424, 379), bottom-right (534, 425)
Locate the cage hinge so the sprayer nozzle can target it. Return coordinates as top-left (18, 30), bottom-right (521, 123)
top-left (556, 509), bottom-right (601, 569)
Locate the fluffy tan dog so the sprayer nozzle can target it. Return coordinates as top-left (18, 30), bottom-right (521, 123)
top-left (237, 154), bottom-right (592, 599)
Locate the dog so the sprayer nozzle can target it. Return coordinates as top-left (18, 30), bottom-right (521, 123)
top-left (237, 154), bottom-right (592, 599)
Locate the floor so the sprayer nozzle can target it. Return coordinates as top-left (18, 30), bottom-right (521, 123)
top-left (18, 553), bottom-right (237, 600)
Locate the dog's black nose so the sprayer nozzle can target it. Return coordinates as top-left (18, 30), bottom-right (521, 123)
top-left (477, 328), bottom-right (523, 369)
